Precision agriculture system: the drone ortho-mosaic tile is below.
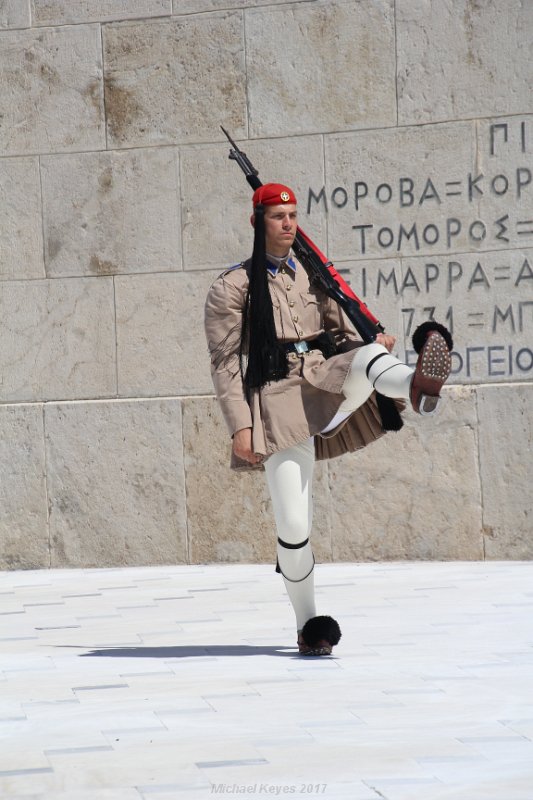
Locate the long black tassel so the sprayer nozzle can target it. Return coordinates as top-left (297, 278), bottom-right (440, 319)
top-left (376, 392), bottom-right (403, 432)
top-left (239, 205), bottom-right (289, 395)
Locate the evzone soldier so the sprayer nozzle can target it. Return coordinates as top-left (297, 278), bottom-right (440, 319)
top-left (204, 183), bottom-right (453, 656)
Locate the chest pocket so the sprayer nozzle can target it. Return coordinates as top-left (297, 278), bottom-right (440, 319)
top-left (299, 292), bottom-right (322, 330)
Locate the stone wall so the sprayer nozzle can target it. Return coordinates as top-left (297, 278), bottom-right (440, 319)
top-left (0, 0), bottom-right (531, 569)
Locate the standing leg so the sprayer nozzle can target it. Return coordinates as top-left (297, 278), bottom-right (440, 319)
top-left (264, 437), bottom-right (316, 631)
top-left (264, 438), bottom-right (341, 656)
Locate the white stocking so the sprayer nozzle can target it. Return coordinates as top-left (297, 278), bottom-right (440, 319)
top-left (264, 437), bottom-right (317, 631)
top-left (321, 344), bottom-right (413, 433)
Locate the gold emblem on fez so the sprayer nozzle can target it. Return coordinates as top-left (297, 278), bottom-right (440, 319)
top-left (280, 191), bottom-right (290, 202)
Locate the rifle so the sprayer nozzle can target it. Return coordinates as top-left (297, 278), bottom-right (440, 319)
top-left (221, 126), bottom-right (384, 344)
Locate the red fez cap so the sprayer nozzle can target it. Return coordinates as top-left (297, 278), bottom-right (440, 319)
top-left (252, 183), bottom-right (297, 207)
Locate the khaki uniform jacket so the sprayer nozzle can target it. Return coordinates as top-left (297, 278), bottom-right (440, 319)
top-left (204, 254), bottom-right (392, 470)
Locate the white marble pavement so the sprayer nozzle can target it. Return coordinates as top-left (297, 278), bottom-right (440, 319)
top-left (1, 562), bottom-right (532, 800)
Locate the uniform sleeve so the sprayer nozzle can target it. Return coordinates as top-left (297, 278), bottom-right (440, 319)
top-left (204, 274), bottom-right (253, 437)
top-left (322, 294), bottom-right (361, 352)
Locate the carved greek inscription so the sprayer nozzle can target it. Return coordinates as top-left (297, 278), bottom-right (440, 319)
top-left (306, 119), bottom-right (532, 254)
top-left (356, 253), bottom-right (532, 381)
top-left (404, 344), bottom-right (533, 379)
top-left (308, 118), bottom-right (532, 382)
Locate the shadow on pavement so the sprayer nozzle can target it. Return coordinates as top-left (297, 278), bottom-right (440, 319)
top-left (79, 645), bottom-right (297, 658)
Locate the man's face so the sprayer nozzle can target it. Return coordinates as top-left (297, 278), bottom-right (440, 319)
top-left (263, 203), bottom-right (298, 256)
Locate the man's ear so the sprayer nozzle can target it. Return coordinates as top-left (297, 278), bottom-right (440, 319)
top-left (250, 214), bottom-right (255, 228)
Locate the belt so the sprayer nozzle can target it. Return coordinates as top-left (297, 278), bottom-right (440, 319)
top-left (284, 333), bottom-right (335, 358)
top-left (284, 337), bottom-right (327, 355)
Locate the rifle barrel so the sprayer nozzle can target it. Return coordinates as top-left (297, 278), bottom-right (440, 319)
top-left (220, 125), bottom-right (238, 150)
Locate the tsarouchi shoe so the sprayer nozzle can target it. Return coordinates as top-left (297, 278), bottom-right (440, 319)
top-left (410, 322), bottom-right (453, 415)
top-left (297, 615), bottom-right (342, 656)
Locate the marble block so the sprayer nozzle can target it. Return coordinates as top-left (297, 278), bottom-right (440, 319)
top-left (246, 0), bottom-right (396, 138)
top-left (45, 399), bottom-right (187, 567)
top-left (103, 13), bottom-right (246, 147)
top-left (182, 397), bottom-right (333, 565)
top-left (0, 404), bottom-right (49, 569)
top-left (0, 25), bottom-right (104, 155)
top-left (32, 0), bottom-right (171, 25)
top-left (477, 384), bottom-right (533, 558)
top-left (115, 270), bottom-right (219, 397)
top-left (328, 387), bottom-right (484, 561)
top-left (41, 148), bottom-right (181, 277)
top-left (180, 136), bottom-right (325, 270)
top-left (0, 157), bottom-right (44, 280)
top-left (0, 277), bottom-right (116, 402)
top-left (0, 0), bottom-right (30, 27)
top-left (173, 0), bottom-right (286, 11)
top-left (397, 0), bottom-right (533, 124)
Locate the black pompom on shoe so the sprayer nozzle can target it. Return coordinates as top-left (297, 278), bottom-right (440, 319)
top-left (412, 321), bottom-right (453, 354)
top-left (298, 615), bottom-right (342, 656)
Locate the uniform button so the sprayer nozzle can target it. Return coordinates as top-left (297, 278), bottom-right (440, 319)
top-left (286, 285), bottom-right (291, 291)
top-left (289, 300), bottom-right (295, 307)
top-left (292, 315), bottom-right (299, 322)
top-left (298, 330), bottom-right (304, 337)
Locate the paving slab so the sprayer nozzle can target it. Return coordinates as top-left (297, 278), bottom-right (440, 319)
top-left (0, 562), bottom-right (532, 799)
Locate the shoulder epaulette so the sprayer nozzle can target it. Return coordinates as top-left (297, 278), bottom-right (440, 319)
top-left (219, 262), bottom-right (245, 277)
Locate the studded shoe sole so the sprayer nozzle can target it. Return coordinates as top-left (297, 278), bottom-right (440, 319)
top-left (410, 331), bottom-right (452, 415)
top-left (297, 634), bottom-right (333, 656)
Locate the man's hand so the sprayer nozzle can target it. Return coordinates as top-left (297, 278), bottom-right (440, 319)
top-left (376, 333), bottom-right (396, 352)
top-left (232, 428), bottom-right (263, 465)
